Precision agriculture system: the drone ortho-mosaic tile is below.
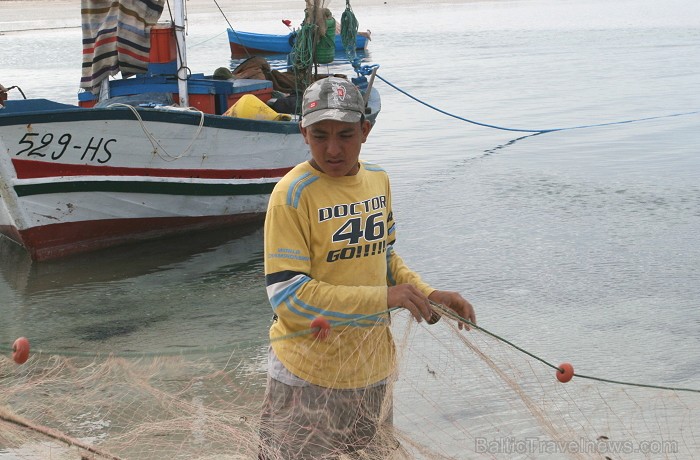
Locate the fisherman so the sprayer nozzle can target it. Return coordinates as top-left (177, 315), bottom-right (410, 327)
top-left (258, 76), bottom-right (476, 459)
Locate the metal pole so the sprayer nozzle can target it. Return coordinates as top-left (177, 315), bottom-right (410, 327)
top-left (174, 0), bottom-right (188, 107)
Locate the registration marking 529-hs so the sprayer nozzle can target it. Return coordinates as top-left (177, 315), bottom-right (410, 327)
top-left (15, 132), bottom-right (115, 163)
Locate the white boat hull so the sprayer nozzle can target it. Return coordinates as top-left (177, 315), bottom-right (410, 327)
top-left (0, 101), bottom-right (308, 260)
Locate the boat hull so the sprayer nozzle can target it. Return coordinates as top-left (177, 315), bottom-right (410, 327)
top-left (228, 29), bottom-right (369, 57)
top-left (2, 213), bottom-right (264, 261)
top-left (0, 100), bottom-right (308, 260)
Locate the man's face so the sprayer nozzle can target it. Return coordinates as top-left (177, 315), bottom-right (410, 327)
top-left (300, 119), bottom-right (371, 177)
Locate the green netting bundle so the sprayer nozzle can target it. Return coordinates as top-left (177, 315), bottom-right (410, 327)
top-left (340, 0), bottom-right (359, 57)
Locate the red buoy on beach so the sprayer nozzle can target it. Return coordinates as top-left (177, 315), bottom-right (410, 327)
top-left (556, 362), bottom-right (574, 383)
top-left (12, 337), bottom-right (30, 364)
top-left (310, 317), bottom-right (331, 340)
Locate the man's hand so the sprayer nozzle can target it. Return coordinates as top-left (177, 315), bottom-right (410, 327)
top-left (387, 284), bottom-right (432, 323)
top-left (428, 290), bottom-right (476, 330)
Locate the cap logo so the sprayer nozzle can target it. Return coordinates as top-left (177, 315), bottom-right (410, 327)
top-left (308, 101), bottom-right (318, 109)
top-left (331, 82), bottom-right (346, 107)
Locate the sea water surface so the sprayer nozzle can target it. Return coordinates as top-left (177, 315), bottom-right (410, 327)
top-left (1, 0), bottom-right (700, 456)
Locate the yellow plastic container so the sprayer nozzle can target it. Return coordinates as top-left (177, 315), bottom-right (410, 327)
top-left (224, 94), bottom-right (291, 121)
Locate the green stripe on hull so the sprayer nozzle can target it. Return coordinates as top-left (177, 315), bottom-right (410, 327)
top-left (15, 180), bottom-right (276, 197)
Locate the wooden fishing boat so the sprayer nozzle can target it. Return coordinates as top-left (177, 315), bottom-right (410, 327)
top-left (228, 29), bottom-right (370, 57)
top-left (0, 0), bottom-right (380, 261)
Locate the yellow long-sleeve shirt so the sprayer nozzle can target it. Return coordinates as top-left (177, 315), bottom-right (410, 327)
top-left (264, 160), bottom-right (434, 389)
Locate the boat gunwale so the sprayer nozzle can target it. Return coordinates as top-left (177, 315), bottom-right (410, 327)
top-left (0, 101), bottom-right (302, 135)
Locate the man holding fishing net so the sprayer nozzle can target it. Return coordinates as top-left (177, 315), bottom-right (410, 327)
top-left (260, 76), bottom-right (476, 459)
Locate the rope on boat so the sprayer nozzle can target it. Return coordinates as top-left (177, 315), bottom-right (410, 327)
top-left (212, 0), bottom-right (251, 59)
top-left (291, 23), bottom-right (317, 71)
top-left (106, 103), bottom-right (205, 161)
top-left (340, 0), bottom-right (360, 64)
top-left (162, 0), bottom-right (190, 82)
top-left (1, 85), bottom-right (27, 99)
top-left (188, 30), bottom-right (227, 48)
top-left (375, 73), bottom-right (700, 134)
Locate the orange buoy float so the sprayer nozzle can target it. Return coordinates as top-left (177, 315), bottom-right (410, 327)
top-left (556, 362), bottom-right (574, 383)
top-left (12, 337), bottom-right (30, 364)
top-left (310, 317), bottom-right (331, 340)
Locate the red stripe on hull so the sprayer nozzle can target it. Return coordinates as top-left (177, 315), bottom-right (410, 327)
top-left (12, 159), bottom-right (292, 180)
top-left (5, 214), bottom-right (265, 261)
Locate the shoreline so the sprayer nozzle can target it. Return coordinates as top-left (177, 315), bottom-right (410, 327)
top-left (0, 0), bottom-right (484, 32)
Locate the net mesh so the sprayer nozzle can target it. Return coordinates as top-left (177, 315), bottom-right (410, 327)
top-left (1, 312), bottom-right (698, 459)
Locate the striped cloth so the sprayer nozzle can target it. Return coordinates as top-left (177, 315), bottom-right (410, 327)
top-left (81, 0), bottom-right (166, 93)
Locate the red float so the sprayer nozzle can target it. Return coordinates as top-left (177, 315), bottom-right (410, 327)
top-left (310, 317), bottom-right (331, 340)
top-left (556, 362), bottom-right (574, 383)
top-left (12, 337), bottom-right (30, 364)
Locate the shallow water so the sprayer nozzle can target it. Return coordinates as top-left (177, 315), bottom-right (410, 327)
top-left (1, 0), bottom-right (700, 456)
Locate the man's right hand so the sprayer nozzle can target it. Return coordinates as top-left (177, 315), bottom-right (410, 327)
top-left (387, 284), bottom-right (432, 323)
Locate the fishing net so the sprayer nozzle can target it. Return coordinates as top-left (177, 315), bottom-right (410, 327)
top-left (1, 306), bottom-right (698, 459)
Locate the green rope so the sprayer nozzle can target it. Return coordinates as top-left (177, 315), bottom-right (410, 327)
top-left (428, 301), bottom-right (700, 394)
top-left (430, 301), bottom-right (558, 370)
top-left (291, 23), bottom-right (316, 71)
top-left (340, 0), bottom-right (359, 61)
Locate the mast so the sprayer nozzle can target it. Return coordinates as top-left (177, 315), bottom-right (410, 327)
top-left (174, 0), bottom-right (188, 107)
